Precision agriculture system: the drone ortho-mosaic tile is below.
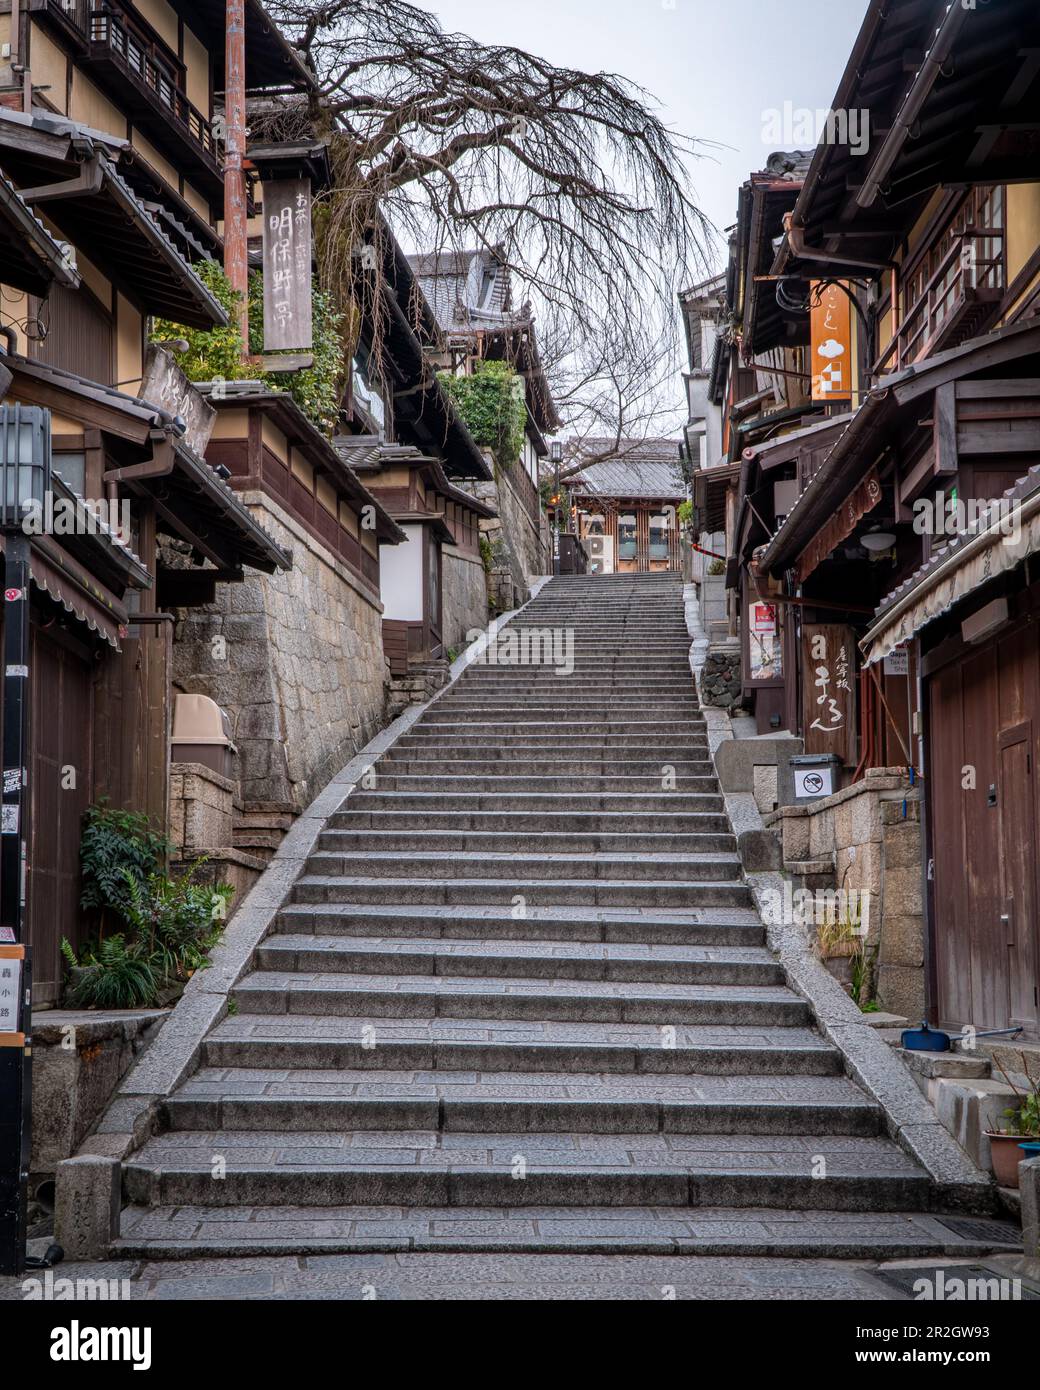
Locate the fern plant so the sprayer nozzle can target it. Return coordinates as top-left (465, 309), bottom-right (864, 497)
top-left (61, 935), bottom-right (161, 1010)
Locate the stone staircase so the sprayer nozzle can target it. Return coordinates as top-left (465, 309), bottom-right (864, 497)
top-left (114, 574), bottom-right (1019, 1258)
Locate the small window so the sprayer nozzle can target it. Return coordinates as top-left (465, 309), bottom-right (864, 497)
top-left (53, 452), bottom-right (86, 495)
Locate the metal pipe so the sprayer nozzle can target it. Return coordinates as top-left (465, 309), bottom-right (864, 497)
top-left (224, 0), bottom-right (250, 352)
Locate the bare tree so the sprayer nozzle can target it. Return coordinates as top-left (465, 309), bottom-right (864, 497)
top-left (265, 0), bottom-right (716, 444)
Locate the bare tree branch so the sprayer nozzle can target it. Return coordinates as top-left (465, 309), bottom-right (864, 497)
top-left (264, 0), bottom-right (717, 445)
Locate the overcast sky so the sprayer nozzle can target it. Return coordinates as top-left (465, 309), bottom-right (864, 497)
top-left (415, 0), bottom-right (868, 269)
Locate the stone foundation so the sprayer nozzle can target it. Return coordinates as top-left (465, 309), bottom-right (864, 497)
top-left (170, 492), bottom-right (391, 815)
top-left (442, 544), bottom-right (490, 653)
top-left (463, 453), bottom-right (549, 609)
top-left (701, 642), bottom-right (742, 708)
top-left (768, 767), bottom-right (925, 1018)
top-left (31, 1010), bottom-right (167, 1181)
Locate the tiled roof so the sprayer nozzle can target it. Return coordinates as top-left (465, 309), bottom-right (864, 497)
top-left (567, 439), bottom-right (685, 499)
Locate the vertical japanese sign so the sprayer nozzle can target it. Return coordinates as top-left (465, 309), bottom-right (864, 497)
top-left (810, 281), bottom-right (852, 402)
top-left (802, 623), bottom-right (857, 764)
top-left (262, 177), bottom-right (313, 353)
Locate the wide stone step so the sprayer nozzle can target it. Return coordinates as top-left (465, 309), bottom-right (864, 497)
top-left (365, 775), bottom-right (721, 793)
top-left (339, 792), bottom-right (726, 813)
top-left (202, 1015), bottom-right (843, 1075)
top-left (317, 829), bottom-right (735, 854)
top-left (112, 1204), bottom-right (1022, 1259)
top-left (164, 1068), bottom-right (881, 1136)
top-left (233, 971), bottom-right (809, 1025)
top-left (371, 761), bottom-right (717, 781)
top-left (301, 851), bottom-right (741, 883)
top-left (123, 1130), bottom-right (930, 1210)
top-left (293, 874), bottom-right (752, 908)
top-left (274, 903), bottom-right (765, 947)
top-left (326, 811), bottom-right (730, 834)
top-left (254, 935), bottom-right (779, 985)
top-left (411, 728), bottom-right (703, 739)
top-left (392, 737), bottom-right (710, 752)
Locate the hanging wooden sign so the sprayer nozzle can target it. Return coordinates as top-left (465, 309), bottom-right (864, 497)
top-left (261, 176), bottom-right (313, 353)
top-left (801, 623), bottom-right (857, 765)
top-left (810, 280), bottom-right (852, 402)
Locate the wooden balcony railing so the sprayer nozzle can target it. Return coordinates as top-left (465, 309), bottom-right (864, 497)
top-left (872, 211), bottom-right (1005, 381)
top-left (895, 228), bottom-right (1004, 367)
top-left (86, 9), bottom-right (219, 165)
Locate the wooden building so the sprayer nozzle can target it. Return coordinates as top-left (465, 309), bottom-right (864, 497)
top-left (0, 138), bottom-right (289, 998)
top-left (335, 439), bottom-right (495, 670)
top-left (567, 439), bottom-right (686, 574)
top-left (731, 0), bottom-right (1040, 1034)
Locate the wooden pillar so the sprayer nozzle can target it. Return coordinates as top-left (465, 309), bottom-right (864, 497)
top-left (224, 0), bottom-right (250, 351)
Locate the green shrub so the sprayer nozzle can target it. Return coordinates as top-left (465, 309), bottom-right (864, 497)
top-left (61, 935), bottom-right (161, 1011)
top-left (439, 360), bottom-right (527, 464)
top-left (153, 262), bottom-right (345, 435)
top-left (152, 259), bottom-right (245, 383)
top-left (65, 803), bottom-right (233, 1009)
top-left (80, 802), bottom-right (170, 931)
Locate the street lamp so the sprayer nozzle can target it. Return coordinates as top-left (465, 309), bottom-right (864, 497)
top-left (0, 403), bottom-right (50, 1275)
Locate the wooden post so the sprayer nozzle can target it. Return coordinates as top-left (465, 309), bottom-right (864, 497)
top-left (224, 0), bottom-right (250, 352)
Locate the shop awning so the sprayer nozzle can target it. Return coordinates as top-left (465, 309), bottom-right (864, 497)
top-left (0, 534), bottom-right (132, 651)
top-left (862, 466), bottom-right (1040, 664)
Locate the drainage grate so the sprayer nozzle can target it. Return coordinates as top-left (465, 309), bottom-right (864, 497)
top-left (871, 1265), bottom-right (1040, 1300)
top-left (934, 1216), bottom-right (1023, 1245)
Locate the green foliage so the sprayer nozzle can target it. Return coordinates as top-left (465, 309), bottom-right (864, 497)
top-left (439, 360), bottom-right (527, 464)
top-left (119, 864), bottom-right (233, 981)
top-left (152, 262), bottom-right (345, 435)
top-left (152, 259), bottom-right (245, 383)
top-left (479, 533), bottom-right (494, 576)
top-left (80, 802), bottom-right (170, 925)
top-left (994, 1054), bottom-right (1040, 1137)
top-left (66, 804), bottom-right (234, 1008)
top-left (247, 272), bottom-right (345, 434)
top-left (677, 500), bottom-right (693, 525)
top-left (60, 935), bottom-right (161, 1011)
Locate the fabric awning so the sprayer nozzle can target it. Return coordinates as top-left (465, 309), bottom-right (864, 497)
top-left (0, 535), bottom-right (128, 650)
top-left (862, 474), bottom-right (1040, 664)
top-left (795, 465), bottom-right (882, 584)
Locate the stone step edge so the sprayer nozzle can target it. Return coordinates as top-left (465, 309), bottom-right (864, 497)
top-left (81, 584), bottom-right (576, 1162)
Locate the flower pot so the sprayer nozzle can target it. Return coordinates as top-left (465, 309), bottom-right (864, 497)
top-left (986, 1132), bottom-right (1029, 1188)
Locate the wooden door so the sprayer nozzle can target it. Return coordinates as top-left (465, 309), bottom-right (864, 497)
top-left (998, 722), bottom-right (1039, 1031)
top-left (28, 629), bottom-right (95, 1001)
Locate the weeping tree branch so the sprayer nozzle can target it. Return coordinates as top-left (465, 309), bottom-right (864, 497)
top-left (265, 0), bottom-right (716, 445)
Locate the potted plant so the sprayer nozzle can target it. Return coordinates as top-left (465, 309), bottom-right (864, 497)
top-left (985, 1055), bottom-right (1040, 1188)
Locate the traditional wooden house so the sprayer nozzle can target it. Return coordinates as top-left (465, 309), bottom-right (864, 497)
top-left (334, 438), bottom-right (495, 671)
top-left (409, 246), bottom-right (558, 597)
top-left (746, 0), bottom-right (1040, 1035)
top-left (0, 95), bottom-right (292, 996)
top-left (566, 439), bottom-right (685, 574)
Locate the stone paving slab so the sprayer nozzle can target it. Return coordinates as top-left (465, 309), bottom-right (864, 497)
top-left (175, 1067), bottom-right (867, 1103)
top-left (104, 1207), bottom-right (1020, 1267)
top-left (258, 934), bottom-right (774, 965)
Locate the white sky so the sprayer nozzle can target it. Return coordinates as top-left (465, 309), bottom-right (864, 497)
top-left (414, 0), bottom-right (868, 265)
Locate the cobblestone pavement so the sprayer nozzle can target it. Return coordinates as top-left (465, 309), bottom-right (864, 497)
top-left (5, 1253), bottom-right (908, 1300)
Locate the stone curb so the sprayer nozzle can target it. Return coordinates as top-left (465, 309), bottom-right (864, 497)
top-left (683, 585), bottom-right (994, 1210)
top-left (75, 578), bottom-right (554, 1161)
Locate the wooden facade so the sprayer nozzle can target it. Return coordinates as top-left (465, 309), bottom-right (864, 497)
top-left (713, 0), bottom-right (1040, 1033)
top-left (0, 2), bottom-right (306, 995)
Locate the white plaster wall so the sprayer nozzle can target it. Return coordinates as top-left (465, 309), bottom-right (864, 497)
top-left (380, 524), bottom-right (424, 621)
